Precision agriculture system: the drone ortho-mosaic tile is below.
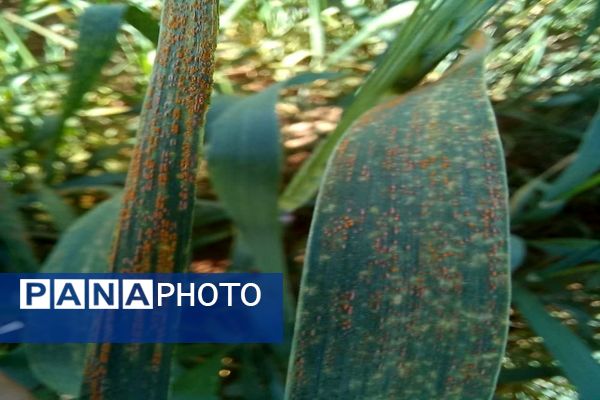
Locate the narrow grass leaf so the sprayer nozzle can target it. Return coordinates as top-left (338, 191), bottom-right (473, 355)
top-left (324, 1), bottom-right (417, 67)
top-left (582, 0), bottom-right (600, 46)
top-left (62, 5), bottom-right (126, 117)
top-left (42, 5), bottom-right (126, 176)
top-left (124, 5), bottom-right (159, 45)
top-left (512, 283), bottom-right (600, 400)
top-left (280, 0), bottom-right (503, 211)
top-left (529, 238), bottom-right (599, 257)
top-left (307, 0), bottom-right (325, 64)
top-left (206, 74), bottom-right (333, 326)
top-left (33, 183), bottom-right (77, 232)
top-left (542, 106), bottom-right (600, 201)
top-left (537, 245), bottom-right (600, 279)
top-left (286, 33), bottom-right (510, 400)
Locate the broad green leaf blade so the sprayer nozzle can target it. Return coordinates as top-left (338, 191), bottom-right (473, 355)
top-left (0, 181), bottom-right (38, 272)
top-left (286, 33), bottom-right (510, 400)
top-left (36, 195), bottom-right (121, 274)
top-left (80, 2), bottom-right (218, 399)
top-left (24, 195), bottom-right (121, 398)
top-left (206, 73), bottom-right (335, 326)
top-left (307, 0), bottom-right (325, 64)
top-left (280, 0), bottom-right (503, 211)
top-left (512, 283), bottom-right (600, 400)
top-left (206, 74), bottom-right (334, 275)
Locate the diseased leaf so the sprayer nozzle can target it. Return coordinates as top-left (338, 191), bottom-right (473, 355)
top-left (286, 32), bottom-right (510, 400)
top-left (80, 2), bottom-right (219, 399)
top-left (512, 283), bottom-right (600, 400)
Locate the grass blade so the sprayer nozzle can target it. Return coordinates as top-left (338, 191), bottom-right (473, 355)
top-left (80, 1), bottom-right (218, 398)
top-left (510, 234), bottom-right (527, 272)
top-left (220, 0), bottom-right (253, 29)
top-left (125, 5), bottom-right (159, 46)
top-left (542, 105), bottom-right (600, 201)
top-left (512, 283), bottom-right (600, 400)
top-left (33, 183), bottom-right (77, 233)
top-left (43, 5), bottom-right (127, 178)
top-left (286, 32), bottom-right (509, 399)
top-left (280, 0), bottom-right (503, 211)
top-left (324, 1), bottom-right (417, 67)
top-left (0, 13), bottom-right (38, 68)
top-left (63, 5), bottom-right (127, 117)
top-left (308, 0), bottom-right (325, 65)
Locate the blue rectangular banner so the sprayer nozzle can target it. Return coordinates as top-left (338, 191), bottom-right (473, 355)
top-left (0, 273), bottom-right (283, 343)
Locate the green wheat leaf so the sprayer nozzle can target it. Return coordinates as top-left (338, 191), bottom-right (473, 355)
top-left (79, 1), bottom-right (218, 399)
top-left (206, 74), bottom-right (332, 277)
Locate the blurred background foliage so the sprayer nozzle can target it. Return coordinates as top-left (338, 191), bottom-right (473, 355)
top-left (0, 0), bottom-right (599, 399)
